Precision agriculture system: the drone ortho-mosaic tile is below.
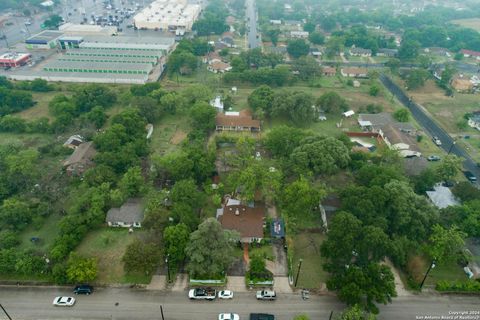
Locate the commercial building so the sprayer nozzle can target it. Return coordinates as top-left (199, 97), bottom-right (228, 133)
top-left (59, 23), bottom-right (118, 36)
top-left (0, 52), bottom-right (31, 67)
top-left (79, 35), bottom-right (176, 53)
top-left (25, 30), bottom-right (63, 49)
top-left (64, 48), bottom-right (164, 59)
top-left (133, 0), bottom-right (201, 31)
top-left (43, 60), bottom-right (153, 75)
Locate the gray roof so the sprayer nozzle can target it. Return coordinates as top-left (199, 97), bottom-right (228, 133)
top-left (358, 112), bottom-right (415, 132)
top-left (351, 47), bottom-right (372, 54)
top-left (58, 55), bottom-right (157, 64)
top-left (79, 35), bottom-right (175, 50)
top-left (106, 198), bottom-right (144, 224)
top-left (426, 184), bottom-right (459, 209)
top-left (378, 48), bottom-right (398, 54)
top-left (44, 60), bottom-right (153, 72)
top-left (63, 141), bottom-right (96, 167)
top-left (26, 30), bottom-right (64, 42)
top-left (65, 48), bottom-right (164, 58)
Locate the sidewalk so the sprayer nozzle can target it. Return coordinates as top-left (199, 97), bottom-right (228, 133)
top-left (171, 273), bottom-right (188, 292)
top-left (146, 275), bottom-right (166, 290)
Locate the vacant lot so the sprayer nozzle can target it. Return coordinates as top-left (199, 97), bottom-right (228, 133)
top-left (451, 18), bottom-right (480, 32)
top-left (17, 92), bottom-right (59, 121)
top-left (18, 213), bottom-right (61, 254)
top-left (150, 114), bottom-right (191, 156)
top-left (76, 228), bottom-right (150, 285)
top-left (290, 233), bottom-right (329, 289)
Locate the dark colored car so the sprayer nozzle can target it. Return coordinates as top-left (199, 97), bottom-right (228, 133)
top-left (464, 171), bottom-right (477, 183)
top-left (250, 314), bottom-right (275, 320)
top-left (73, 284), bottom-right (93, 295)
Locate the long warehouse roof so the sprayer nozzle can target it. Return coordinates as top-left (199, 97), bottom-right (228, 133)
top-left (81, 35), bottom-right (175, 46)
top-left (65, 48), bottom-right (164, 57)
top-left (44, 60), bottom-right (152, 72)
top-left (58, 55), bottom-right (157, 64)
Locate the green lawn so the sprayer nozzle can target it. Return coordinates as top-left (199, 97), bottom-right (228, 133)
top-left (18, 213), bottom-right (61, 255)
top-left (0, 132), bottom-right (55, 148)
top-left (150, 114), bottom-right (191, 156)
top-left (424, 260), bottom-right (468, 287)
top-left (290, 233), bottom-right (329, 289)
top-left (249, 244), bottom-right (275, 261)
top-left (75, 228), bottom-right (151, 285)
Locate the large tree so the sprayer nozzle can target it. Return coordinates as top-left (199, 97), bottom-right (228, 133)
top-left (185, 218), bottom-right (239, 278)
top-left (427, 224), bottom-right (466, 264)
top-left (272, 91), bottom-right (315, 125)
top-left (317, 92), bottom-right (348, 114)
top-left (287, 39), bottom-right (310, 58)
top-left (66, 253), bottom-right (98, 283)
top-left (163, 223), bottom-right (190, 269)
top-left (190, 102), bottom-right (217, 134)
top-left (122, 239), bottom-right (160, 275)
top-left (291, 56), bottom-right (321, 80)
top-left (248, 85), bottom-right (275, 116)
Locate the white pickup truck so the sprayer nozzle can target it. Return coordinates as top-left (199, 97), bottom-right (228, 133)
top-left (188, 288), bottom-right (216, 300)
top-left (256, 290), bottom-right (276, 300)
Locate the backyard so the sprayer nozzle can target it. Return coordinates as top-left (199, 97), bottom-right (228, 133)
top-left (290, 233), bottom-right (329, 289)
top-left (75, 228), bottom-right (151, 285)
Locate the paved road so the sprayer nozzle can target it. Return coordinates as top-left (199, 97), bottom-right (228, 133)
top-left (380, 74), bottom-right (480, 183)
top-left (1, 287), bottom-right (480, 320)
top-left (245, 0), bottom-right (260, 49)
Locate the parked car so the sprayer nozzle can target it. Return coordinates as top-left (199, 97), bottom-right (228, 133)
top-left (218, 290), bottom-right (234, 299)
top-left (73, 284), bottom-right (93, 295)
top-left (256, 290), bottom-right (276, 300)
top-left (219, 313), bottom-right (240, 320)
top-left (250, 314), bottom-right (275, 320)
top-left (464, 171), bottom-right (477, 183)
top-left (53, 296), bottom-right (75, 307)
top-left (427, 155), bottom-right (441, 161)
top-left (432, 136), bottom-right (442, 146)
top-left (188, 287), bottom-right (216, 300)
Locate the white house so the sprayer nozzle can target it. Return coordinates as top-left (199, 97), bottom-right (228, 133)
top-left (290, 31), bottom-right (309, 39)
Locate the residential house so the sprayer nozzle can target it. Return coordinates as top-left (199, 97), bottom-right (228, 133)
top-left (425, 47), bottom-right (450, 56)
top-left (216, 109), bottom-right (261, 132)
top-left (426, 184), bottom-right (459, 209)
top-left (268, 45), bottom-right (287, 55)
top-left (378, 124), bottom-right (420, 157)
top-left (63, 141), bottom-right (97, 176)
top-left (207, 60), bottom-right (232, 73)
top-left (63, 135), bottom-right (84, 149)
top-left (358, 113), bottom-right (420, 157)
top-left (322, 66), bottom-right (336, 76)
top-left (106, 198), bottom-right (144, 228)
top-left (290, 31), bottom-right (309, 39)
top-left (221, 32), bottom-right (235, 48)
top-left (226, 16), bottom-right (236, 26)
top-left (217, 198), bottom-right (265, 243)
top-left (340, 67), bottom-right (368, 78)
top-left (461, 49), bottom-right (480, 60)
top-left (269, 19), bottom-right (282, 25)
top-left (284, 4), bottom-right (292, 11)
top-left (468, 112), bottom-right (480, 131)
top-left (377, 48), bottom-right (398, 57)
top-left (451, 77), bottom-right (474, 93)
top-left (310, 47), bottom-right (322, 57)
top-left (349, 47), bottom-right (372, 57)
top-left (202, 51), bottom-right (221, 64)
top-left (215, 41), bottom-right (229, 51)
top-left (284, 20), bottom-right (301, 27)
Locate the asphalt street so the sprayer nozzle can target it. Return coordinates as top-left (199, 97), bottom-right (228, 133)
top-left (380, 74), bottom-right (480, 182)
top-left (0, 286), bottom-right (479, 320)
top-left (245, 0), bottom-right (260, 49)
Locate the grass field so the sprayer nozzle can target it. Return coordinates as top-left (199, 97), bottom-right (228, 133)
top-left (75, 228), bottom-right (151, 285)
top-left (249, 244), bottom-right (275, 261)
top-left (424, 260), bottom-right (467, 287)
top-left (0, 132), bottom-right (55, 148)
top-left (17, 91), bottom-right (60, 121)
top-left (451, 18), bottom-right (480, 32)
top-left (290, 233), bottom-right (329, 289)
top-left (150, 114), bottom-right (191, 156)
top-left (18, 213), bottom-right (61, 254)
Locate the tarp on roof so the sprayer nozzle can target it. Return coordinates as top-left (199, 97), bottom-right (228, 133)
top-left (271, 219), bottom-right (285, 238)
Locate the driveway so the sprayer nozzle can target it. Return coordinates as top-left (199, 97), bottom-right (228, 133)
top-left (266, 241), bottom-right (288, 276)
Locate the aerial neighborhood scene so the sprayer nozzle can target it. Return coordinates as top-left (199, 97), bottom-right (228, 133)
top-left (1, 0), bottom-right (480, 318)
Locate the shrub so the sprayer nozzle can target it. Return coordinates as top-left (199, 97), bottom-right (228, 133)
top-left (436, 280), bottom-right (480, 292)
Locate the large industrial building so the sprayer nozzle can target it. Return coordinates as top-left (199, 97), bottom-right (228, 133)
top-left (59, 23), bottom-right (118, 36)
top-left (79, 35), bottom-right (176, 53)
top-left (25, 30), bottom-right (63, 49)
top-left (133, 0), bottom-right (201, 31)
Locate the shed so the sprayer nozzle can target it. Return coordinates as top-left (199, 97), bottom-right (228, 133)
top-left (342, 110), bottom-right (355, 117)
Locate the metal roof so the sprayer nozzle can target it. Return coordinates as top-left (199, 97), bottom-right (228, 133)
top-left (58, 55), bottom-right (157, 64)
top-left (81, 35), bottom-right (175, 47)
top-left (65, 48), bottom-right (163, 57)
top-left (26, 30), bottom-right (64, 44)
top-left (44, 60), bottom-right (152, 72)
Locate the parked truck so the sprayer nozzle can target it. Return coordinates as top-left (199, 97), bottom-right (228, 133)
top-left (188, 288), bottom-right (216, 300)
top-left (256, 290), bottom-right (276, 300)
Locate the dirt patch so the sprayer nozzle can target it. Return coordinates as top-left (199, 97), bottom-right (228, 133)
top-left (170, 130), bottom-right (187, 145)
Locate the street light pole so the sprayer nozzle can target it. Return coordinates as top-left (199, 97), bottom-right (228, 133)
top-left (0, 304), bottom-right (13, 320)
top-left (294, 258), bottom-right (303, 287)
top-left (420, 259), bottom-right (436, 290)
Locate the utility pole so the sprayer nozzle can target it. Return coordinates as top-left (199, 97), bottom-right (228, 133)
top-left (160, 305), bottom-right (165, 320)
top-left (420, 259), bottom-right (436, 290)
top-left (294, 258), bottom-right (303, 287)
top-left (0, 304), bottom-right (13, 320)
